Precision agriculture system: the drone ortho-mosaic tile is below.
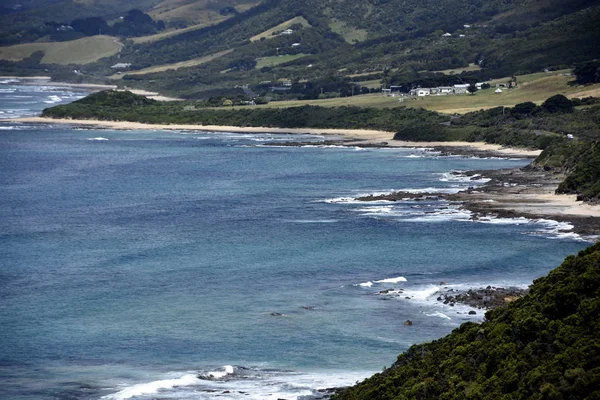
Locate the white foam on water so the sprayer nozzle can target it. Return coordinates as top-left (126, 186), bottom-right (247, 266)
top-left (425, 311), bottom-right (452, 320)
top-left (354, 205), bottom-right (397, 216)
top-left (402, 187), bottom-right (465, 194)
top-left (102, 367), bottom-right (372, 400)
top-left (286, 219), bottom-right (339, 223)
top-left (102, 373), bottom-right (201, 400)
top-left (88, 137), bottom-right (109, 141)
top-left (476, 216), bottom-right (531, 225)
top-left (403, 207), bottom-right (473, 223)
top-left (205, 365), bottom-right (235, 380)
top-left (400, 284), bottom-right (441, 302)
top-left (359, 281), bottom-right (374, 287)
top-left (374, 276), bottom-right (407, 284)
top-left (438, 171), bottom-right (491, 184)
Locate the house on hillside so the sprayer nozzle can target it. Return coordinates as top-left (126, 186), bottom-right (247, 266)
top-left (280, 29), bottom-right (293, 35)
top-left (111, 63), bottom-right (132, 69)
top-left (442, 33), bottom-right (452, 37)
top-left (453, 84), bottom-right (469, 94)
top-left (291, 43), bottom-right (301, 47)
top-left (416, 88), bottom-right (431, 96)
top-left (438, 86), bottom-right (454, 95)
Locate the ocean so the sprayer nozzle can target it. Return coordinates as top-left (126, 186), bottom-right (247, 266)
top-left (0, 79), bottom-right (590, 399)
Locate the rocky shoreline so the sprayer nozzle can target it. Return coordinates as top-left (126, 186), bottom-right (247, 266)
top-left (377, 285), bottom-right (528, 313)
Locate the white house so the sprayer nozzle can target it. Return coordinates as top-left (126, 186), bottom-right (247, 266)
top-left (291, 43), bottom-right (301, 47)
top-left (417, 88), bottom-right (431, 96)
top-left (438, 86), bottom-right (454, 95)
top-left (442, 33), bottom-right (452, 37)
top-left (453, 84), bottom-right (469, 94)
top-left (495, 88), bottom-right (503, 94)
top-left (280, 29), bottom-right (293, 35)
top-left (111, 63), bottom-right (131, 69)
top-left (464, 24), bottom-right (471, 28)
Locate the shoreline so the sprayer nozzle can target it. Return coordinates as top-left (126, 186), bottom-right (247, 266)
top-left (0, 77), bottom-right (180, 101)
top-left (3, 116), bottom-right (599, 236)
top-left (5, 116), bottom-right (540, 157)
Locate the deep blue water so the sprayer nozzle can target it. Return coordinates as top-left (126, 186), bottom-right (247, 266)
top-left (0, 81), bottom-right (590, 399)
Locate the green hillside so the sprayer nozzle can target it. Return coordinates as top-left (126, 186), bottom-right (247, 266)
top-left (334, 242), bottom-right (600, 399)
top-left (1, 0), bottom-right (600, 101)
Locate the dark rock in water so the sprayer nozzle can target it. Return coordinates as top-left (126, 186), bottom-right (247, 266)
top-left (271, 312), bottom-right (283, 316)
top-left (435, 286), bottom-right (528, 309)
top-left (405, 296), bottom-right (411, 299)
top-left (439, 281), bottom-right (447, 285)
top-left (469, 310), bottom-right (477, 315)
top-left (404, 320), bottom-right (413, 326)
top-left (355, 191), bottom-right (446, 202)
top-left (302, 305), bottom-right (315, 310)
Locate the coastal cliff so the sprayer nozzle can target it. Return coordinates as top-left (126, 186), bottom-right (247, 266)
top-left (334, 243), bottom-right (600, 399)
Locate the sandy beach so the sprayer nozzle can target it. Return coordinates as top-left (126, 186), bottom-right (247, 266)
top-left (7, 116), bottom-right (540, 157)
top-left (4, 116), bottom-right (599, 233)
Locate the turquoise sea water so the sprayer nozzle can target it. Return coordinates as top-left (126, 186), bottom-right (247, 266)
top-left (0, 80), bottom-right (590, 399)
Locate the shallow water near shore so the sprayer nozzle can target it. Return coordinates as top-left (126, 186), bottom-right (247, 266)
top-left (0, 81), bottom-right (590, 399)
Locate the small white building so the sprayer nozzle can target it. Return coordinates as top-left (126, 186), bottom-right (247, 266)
top-left (453, 84), bottom-right (469, 94)
top-left (280, 29), bottom-right (293, 35)
top-left (416, 88), bottom-right (431, 96)
top-left (495, 88), bottom-right (503, 94)
top-left (442, 33), bottom-right (452, 37)
top-left (291, 43), bottom-right (301, 47)
top-left (464, 24), bottom-right (471, 28)
top-left (438, 86), bottom-right (454, 95)
top-left (111, 63), bottom-right (132, 69)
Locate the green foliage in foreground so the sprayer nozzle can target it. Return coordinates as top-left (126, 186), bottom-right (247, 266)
top-left (334, 243), bottom-right (600, 400)
top-left (536, 140), bottom-right (600, 203)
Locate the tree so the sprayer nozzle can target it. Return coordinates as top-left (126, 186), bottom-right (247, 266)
top-left (467, 83), bottom-right (478, 95)
top-left (542, 94), bottom-right (574, 113)
top-left (511, 101), bottom-right (538, 115)
top-left (574, 61), bottom-right (600, 84)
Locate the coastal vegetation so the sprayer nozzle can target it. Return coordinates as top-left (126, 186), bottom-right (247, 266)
top-left (333, 243), bottom-right (600, 399)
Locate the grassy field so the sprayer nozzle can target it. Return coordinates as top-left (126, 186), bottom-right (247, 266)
top-left (425, 63), bottom-right (482, 75)
top-left (250, 16), bottom-right (311, 42)
top-left (132, 23), bottom-right (218, 44)
top-left (243, 71), bottom-right (600, 114)
top-left (355, 79), bottom-right (382, 89)
top-left (0, 36), bottom-right (122, 65)
top-left (109, 49), bottom-right (233, 78)
top-left (147, 0), bottom-right (259, 26)
top-left (255, 54), bottom-right (308, 69)
top-left (328, 19), bottom-right (368, 43)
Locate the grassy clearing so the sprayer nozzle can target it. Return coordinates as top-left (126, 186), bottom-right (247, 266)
top-left (133, 23), bottom-right (218, 44)
top-left (255, 54), bottom-right (308, 69)
top-left (0, 36), bottom-right (121, 65)
top-left (248, 71), bottom-right (600, 114)
top-left (250, 16), bottom-right (311, 42)
top-left (328, 19), bottom-right (368, 43)
top-left (355, 79), bottom-right (382, 89)
top-left (426, 63), bottom-right (482, 75)
top-left (147, 0), bottom-right (251, 25)
top-left (110, 49), bottom-right (233, 78)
